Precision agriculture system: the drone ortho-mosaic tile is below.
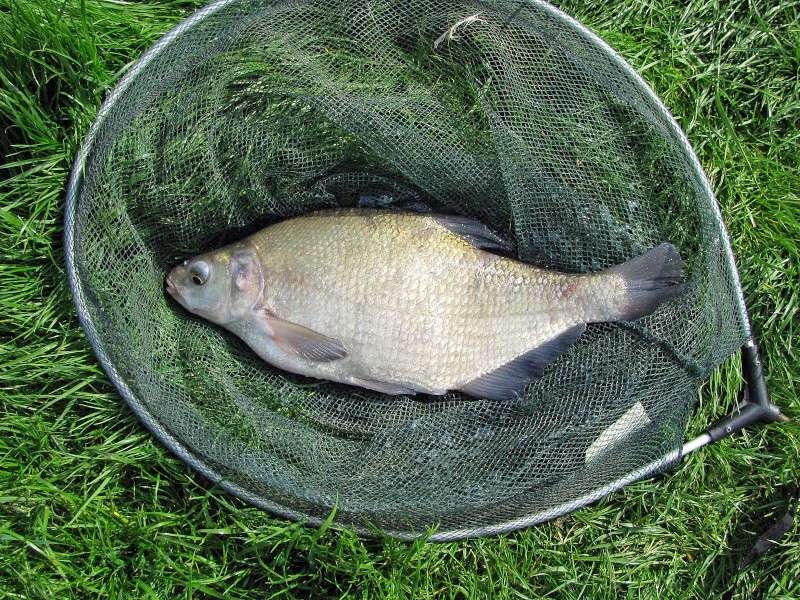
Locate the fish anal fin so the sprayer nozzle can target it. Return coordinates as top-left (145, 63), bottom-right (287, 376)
top-left (460, 324), bottom-right (586, 401)
top-left (432, 215), bottom-right (513, 252)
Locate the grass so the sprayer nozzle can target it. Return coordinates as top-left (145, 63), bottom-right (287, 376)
top-left (1, 0), bottom-right (798, 597)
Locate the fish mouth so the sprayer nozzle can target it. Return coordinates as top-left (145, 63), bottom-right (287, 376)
top-left (165, 275), bottom-right (180, 300)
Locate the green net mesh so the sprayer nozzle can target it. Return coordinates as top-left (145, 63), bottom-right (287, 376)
top-left (66, 0), bottom-right (750, 538)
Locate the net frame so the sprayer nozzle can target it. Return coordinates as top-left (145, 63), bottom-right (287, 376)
top-left (63, 0), bottom-right (774, 541)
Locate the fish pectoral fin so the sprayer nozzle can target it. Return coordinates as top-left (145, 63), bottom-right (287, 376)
top-left (261, 312), bottom-right (347, 363)
top-left (460, 324), bottom-right (586, 401)
top-left (432, 214), bottom-right (514, 253)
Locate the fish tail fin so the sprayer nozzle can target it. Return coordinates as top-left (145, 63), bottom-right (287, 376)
top-left (606, 243), bottom-right (685, 321)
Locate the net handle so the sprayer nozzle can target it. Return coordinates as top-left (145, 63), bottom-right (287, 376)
top-left (683, 337), bottom-right (787, 455)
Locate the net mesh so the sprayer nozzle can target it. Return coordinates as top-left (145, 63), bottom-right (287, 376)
top-left (68, 0), bottom-right (750, 538)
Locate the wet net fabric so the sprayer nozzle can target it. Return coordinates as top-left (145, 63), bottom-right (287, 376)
top-left (68, 0), bottom-right (750, 538)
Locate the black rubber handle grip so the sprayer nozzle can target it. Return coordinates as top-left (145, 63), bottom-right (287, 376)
top-left (707, 339), bottom-right (785, 443)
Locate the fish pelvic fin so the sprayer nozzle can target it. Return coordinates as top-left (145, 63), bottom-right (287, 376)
top-left (460, 324), bottom-right (586, 401)
top-left (348, 378), bottom-right (422, 396)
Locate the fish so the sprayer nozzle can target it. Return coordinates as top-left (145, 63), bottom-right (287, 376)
top-left (165, 209), bottom-right (684, 400)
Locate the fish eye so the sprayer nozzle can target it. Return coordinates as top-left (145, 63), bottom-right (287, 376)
top-left (189, 261), bottom-right (210, 286)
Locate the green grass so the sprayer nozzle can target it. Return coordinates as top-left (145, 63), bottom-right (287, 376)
top-left (1, 0), bottom-right (798, 597)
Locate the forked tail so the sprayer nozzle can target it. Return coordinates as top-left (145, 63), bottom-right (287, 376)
top-left (606, 243), bottom-right (685, 321)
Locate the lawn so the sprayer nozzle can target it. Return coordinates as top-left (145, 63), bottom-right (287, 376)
top-left (1, 0), bottom-right (798, 598)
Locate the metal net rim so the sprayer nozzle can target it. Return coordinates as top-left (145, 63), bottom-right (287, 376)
top-left (63, 0), bottom-right (750, 540)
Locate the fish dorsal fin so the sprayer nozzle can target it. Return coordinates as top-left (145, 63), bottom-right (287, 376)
top-left (261, 310), bottom-right (347, 362)
top-left (460, 324), bottom-right (586, 401)
top-left (432, 215), bottom-right (514, 252)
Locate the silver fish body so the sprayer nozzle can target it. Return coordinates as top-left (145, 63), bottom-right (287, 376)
top-left (166, 209), bottom-right (683, 400)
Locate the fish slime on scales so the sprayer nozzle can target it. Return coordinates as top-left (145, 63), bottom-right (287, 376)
top-left (166, 209), bottom-right (685, 400)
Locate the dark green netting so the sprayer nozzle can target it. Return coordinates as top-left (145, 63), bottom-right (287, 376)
top-left (66, 0), bottom-right (750, 538)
